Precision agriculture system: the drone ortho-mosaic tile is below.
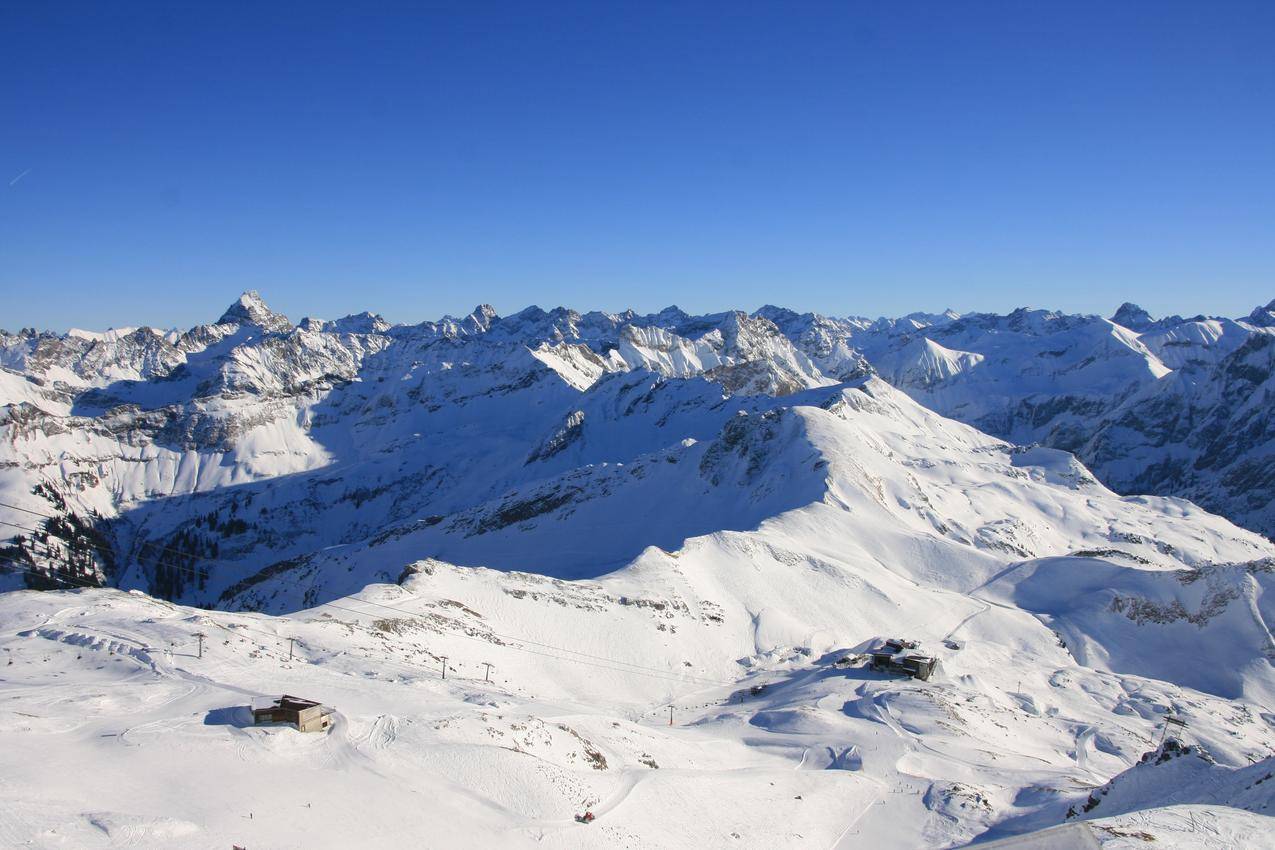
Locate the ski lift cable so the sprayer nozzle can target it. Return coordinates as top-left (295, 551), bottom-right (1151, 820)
top-left (0, 553), bottom-right (736, 688)
top-left (1, 504), bottom-right (736, 686)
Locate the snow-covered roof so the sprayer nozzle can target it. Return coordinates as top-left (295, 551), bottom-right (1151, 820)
top-left (250, 694), bottom-right (322, 711)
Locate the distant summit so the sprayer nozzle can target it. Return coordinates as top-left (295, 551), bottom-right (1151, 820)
top-left (1246, 298), bottom-right (1275, 328)
top-left (1111, 302), bottom-right (1155, 331)
top-left (217, 291), bottom-right (292, 333)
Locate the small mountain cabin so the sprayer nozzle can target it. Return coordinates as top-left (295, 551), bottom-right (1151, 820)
top-left (868, 639), bottom-right (939, 681)
top-left (251, 695), bottom-right (333, 732)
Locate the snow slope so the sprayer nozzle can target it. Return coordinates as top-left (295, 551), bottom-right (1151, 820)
top-left (764, 300), bottom-right (1275, 539)
top-left (2, 539), bottom-right (1272, 849)
top-left (2, 294), bottom-right (1275, 848)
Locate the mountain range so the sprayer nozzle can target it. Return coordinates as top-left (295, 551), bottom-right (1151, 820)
top-left (2, 293), bottom-right (1274, 847)
top-left (2, 292), bottom-right (1273, 604)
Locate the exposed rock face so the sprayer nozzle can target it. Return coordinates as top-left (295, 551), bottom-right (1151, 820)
top-left (1081, 332), bottom-right (1275, 537)
top-left (757, 299), bottom-right (1275, 538)
top-left (216, 290), bottom-right (293, 333)
top-left (0, 293), bottom-right (835, 596)
top-left (1246, 298), bottom-right (1275, 328)
top-left (1111, 302), bottom-right (1157, 333)
top-left (2, 292), bottom-right (1274, 602)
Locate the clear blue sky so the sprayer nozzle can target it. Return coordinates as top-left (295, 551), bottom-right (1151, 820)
top-left (2, 1), bottom-right (1272, 331)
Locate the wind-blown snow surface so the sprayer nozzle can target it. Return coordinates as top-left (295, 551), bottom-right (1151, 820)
top-left (2, 547), bottom-right (1272, 849)
top-left (2, 294), bottom-right (1275, 848)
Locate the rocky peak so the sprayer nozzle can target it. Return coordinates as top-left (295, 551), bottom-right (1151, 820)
top-left (435, 304), bottom-right (499, 337)
top-left (470, 304), bottom-right (498, 326)
top-left (217, 291), bottom-right (292, 333)
top-left (1245, 298), bottom-right (1275, 328)
top-left (484, 305), bottom-right (583, 344)
top-left (753, 305), bottom-right (802, 326)
top-left (329, 311), bottom-right (391, 335)
top-left (899, 309), bottom-right (959, 327)
top-left (650, 305), bottom-right (690, 326)
top-left (1111, 302), bottom-right (1156, 332)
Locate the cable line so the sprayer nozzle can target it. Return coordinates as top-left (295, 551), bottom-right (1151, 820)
top-left (0, 550), bottom-right (737, 688)
top-left (312, 593), bottom-right (736, 686)
top-left (0, 500), bottom-right (211, 581)
top-left (3, 500), bottom-right (734, 685)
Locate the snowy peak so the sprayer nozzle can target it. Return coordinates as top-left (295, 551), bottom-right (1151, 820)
top-left (6, 295), bottom-right (1275, 850)
top-left (67, 326), bottom-right (149, 342)
top-left (1083, 330), bottom-right (1275, 537)
top-left (879, 337), bottom-right (984, 389)
top-left (591, 311), bottom-right (834, 397)
top-left (469, 303), bottom-right (498, 330)
top-left (701, 312), bottom-right (831, 396)
top-left (1138, 316), bottom-right (1252, 370)
top-left (330, 311), bottom-right (391, 335)
top-left (216, 290), bottom-right (292, 332)
top-left (298, 312), bottom-right (393, 335)
top-left (750, 304), bottom-right (804, 329)
top-left (900, 308), bottom-right (960, 328)
top-left (648, 305), bottom-right (691, 327)
top-left (5, 292), bottom-right (1275, 588)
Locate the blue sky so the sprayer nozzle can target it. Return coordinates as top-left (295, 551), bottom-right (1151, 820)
top-left (2, 1), bottom-right (1272, 331)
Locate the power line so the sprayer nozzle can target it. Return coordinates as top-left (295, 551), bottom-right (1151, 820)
top-left (0, 502), bottom-right (221, 581)
top-left (4, 562), bottom-right (347, 671)
top-left (0, 553), bottom-right (705, 694)
top-left (0, 555), bottom-right (102, 590)
top-left (0, 554), bottom-right (301, 664)
top-left (0, 499), bottom-right (101, 523)
top-left (0, 516), bottom-right (214, 583)
top-left (311, 596), bottom-right (735, 686)
top-left (0, 500), bottom-right (211, 581)
top-left (192, 591), bottom-right (709, 688)
top-left (0, 556), bottom-right (320, 660)
top-left (0, 525), bottom-right (114, 568)
top-left (4, 545), bottom-right (737, 687)
top-left (311, 594), bottom-right (737, 686)
top-left (0, 549), bottom-right (738, 689)
top-left (3, 500), bottom-right (736, 686)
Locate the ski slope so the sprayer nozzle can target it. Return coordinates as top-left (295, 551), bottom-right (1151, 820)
top-left (2, 295), bottom-right (1274, 848)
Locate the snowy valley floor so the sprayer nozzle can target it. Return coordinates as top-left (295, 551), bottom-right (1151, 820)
top-left (2, 571), bottom-right (1272, 850)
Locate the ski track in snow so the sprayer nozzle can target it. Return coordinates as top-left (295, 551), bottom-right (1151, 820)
top-left (1, 294), bottom-right (1274, 848)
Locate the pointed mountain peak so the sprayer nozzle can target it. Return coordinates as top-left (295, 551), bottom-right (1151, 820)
top-left (221, 290), bottom-right (268, 318)
top-left (1111, 302), bottom-right (1155, 331)
top-left (1246, 298), bottom-right (1275, 327)
top-left (509, 305), bottom-right (548, 322)
top-left (653, 305), bottom-right (689, 324)
top-left (753, 304), bottom-right (801, 324)
top-left (217, 291), bottom-right (291, 331)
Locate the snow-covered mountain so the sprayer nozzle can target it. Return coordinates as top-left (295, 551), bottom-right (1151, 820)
top-left (2, 293), bottom-right (1273, 848)
top-left (0, 294), bottom-right (841, 598)
top-left (765, 299), bottom-right (1275, 540)
top-left (5, 293), bottom-right (1273, 587)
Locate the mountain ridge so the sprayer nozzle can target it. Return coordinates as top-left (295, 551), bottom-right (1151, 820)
top-left (3, 292), bottom-right (1274, 848)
